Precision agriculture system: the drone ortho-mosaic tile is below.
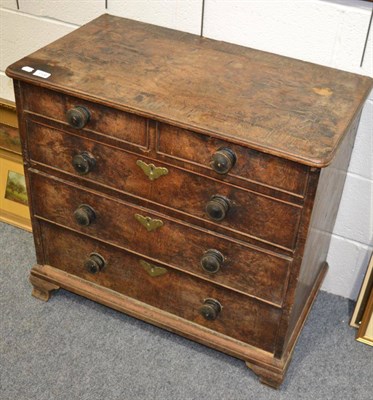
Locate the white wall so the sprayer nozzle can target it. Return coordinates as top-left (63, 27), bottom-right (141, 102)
top-left (0, 0), bottom-right (372, 299)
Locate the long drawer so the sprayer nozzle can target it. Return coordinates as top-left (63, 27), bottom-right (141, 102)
top-left (27, 120), bottom-right (302, 250)
top-left (30, 171), bottom-right (291, 306)
top-left (39, 220), bottom-right (282, 353)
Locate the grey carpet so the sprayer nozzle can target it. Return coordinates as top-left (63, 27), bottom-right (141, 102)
top-left (0, 221), bottom-right (372, 400)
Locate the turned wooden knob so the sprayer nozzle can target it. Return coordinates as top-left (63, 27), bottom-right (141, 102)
top-left (72, 151), bottom-right (96, 175)
top-left (211, 147), bottom-right (236, 174)
top-left (84, 253), bottom-right (106, 274)
top-left (199, 299), bottom-right (222, 321)
top-left (205, 195), bottom-right (231, 221)
top-left (74, 204), bottom-right (96, 226)
top-left (66, 105), bottom-right (90, 129)
top-left (200, 249), bottom-right (224, 274)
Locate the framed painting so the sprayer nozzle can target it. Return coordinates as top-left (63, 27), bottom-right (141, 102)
top-left (357, 287), bottom-right (373, 346)
top-left (0, 98), bottom-right (20, 154)
top-left (350, 252), bottom-right (373, 328)
top-left (0, 150), bottom-right (31, 231)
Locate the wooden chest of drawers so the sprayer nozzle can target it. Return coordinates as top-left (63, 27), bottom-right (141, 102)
top-left (6, 15), bottom-right (372, 388)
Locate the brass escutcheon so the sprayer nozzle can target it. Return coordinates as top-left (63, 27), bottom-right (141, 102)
top-left (140, 260), bottom-right (167, 277)
top-left (136, 159), bottom-right (169, 181)
top-left (134, 213), bottom-right (164, 232)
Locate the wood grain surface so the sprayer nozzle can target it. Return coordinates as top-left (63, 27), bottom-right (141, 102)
top-left (157, 123), bottom-right (309, 196)
top-left (277, 111), bottom-right (363, 357)
top-left (27, 121), bottom-right (302, 250)
top-left (30, 170), bottom-right (291, 306)
top-left (24, 83), bottom-right (149, 148)
top-left (39, 221), bottom-right (282, 352)
top-left (6, 14), bottom-right (372, 167)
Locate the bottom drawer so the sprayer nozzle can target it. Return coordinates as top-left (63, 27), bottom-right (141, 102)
top-left (39, 221), bottom-right (282, 353)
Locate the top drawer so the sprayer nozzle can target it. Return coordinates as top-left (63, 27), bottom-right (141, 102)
top-left (21, 83), bottom-right (148, 148)
top-left (157, 124), bottom-right (309, 197)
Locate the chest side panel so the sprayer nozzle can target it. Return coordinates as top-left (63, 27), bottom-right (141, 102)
top-left (274, 111), bottom-right (362, 358)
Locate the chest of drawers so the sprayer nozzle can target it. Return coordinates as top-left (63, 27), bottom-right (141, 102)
top-left (6, 15), bottom-right (372, 388)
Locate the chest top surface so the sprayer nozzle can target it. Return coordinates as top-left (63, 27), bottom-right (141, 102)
top-left (6, 14), bottom-right (372, 167)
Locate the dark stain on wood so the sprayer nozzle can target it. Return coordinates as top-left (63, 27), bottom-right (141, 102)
top-left (6, 14), bottom-right (372, 167)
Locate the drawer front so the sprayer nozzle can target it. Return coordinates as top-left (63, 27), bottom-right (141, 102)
top-left (157, 123), bottom-right (309, 196)
top-left (22, 83), bottom-right (148, 148)
top-left (27, 121), bottom-right (302, 250)
top-left (30, 172), bottom-right (291, 306)
top-left (39, 221), bottom-right (282, 353)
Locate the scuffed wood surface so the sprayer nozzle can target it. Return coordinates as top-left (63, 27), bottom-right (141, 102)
top-left (157, 123), bottom-right (309, 196)
top-left (23, 83), bottom-right (149, 148)
top-left (39, 221), bottom-right (282, 352)
top-left (30, 170), bottom-right (291, 306)
top-left (27, 122), bottom-right (302, 250)
top-left (6, 14), bottom-right (373, 167)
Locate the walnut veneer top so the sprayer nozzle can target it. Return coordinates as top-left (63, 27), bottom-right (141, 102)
top-left (6, 14), bottom-right (372, 167)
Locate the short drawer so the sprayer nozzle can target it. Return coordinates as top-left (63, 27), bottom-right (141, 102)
top-left (39, 221), bottom-right (282, 353)
top-left (30, 172), bottom-right (291, 306)
top-left (157, 123), bottom-right (309, 196)
top-left (27, 121), bottom-right (302, 250)
top-left (21, 83), bottom-right (148, 148)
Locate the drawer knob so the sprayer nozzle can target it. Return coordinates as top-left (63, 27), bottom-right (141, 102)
top-left (200, 249), bottom-right (224, 274)
top-left (199, 298), bottom-right (222, 321)
top-left (84, 253), bottom-right (106, 274)
top-left (211, 148), bottom-right (236, 174)
top-left (72, 151), bottom-right (96, 175)
top-left (66, 106), bottom-right (91, 129)
top-left (74, 204), bottom-right (96, 226)
top-left (206, 195), bottom-right (231, 221)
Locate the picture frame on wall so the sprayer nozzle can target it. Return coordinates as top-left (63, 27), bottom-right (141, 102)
top-left (0, 98), bottom-right (31, 231)
top-left (350, 253), bottom-right (373, 329)
top-left (0, 151), bottom-right (31, 231)
top-left (357, 285), bottom-right (373, 346)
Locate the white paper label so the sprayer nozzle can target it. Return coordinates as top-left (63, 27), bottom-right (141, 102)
top-left (33, 69), bottom-right (51, 79)
top-left (22, 66), bottom-right (34, 73)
